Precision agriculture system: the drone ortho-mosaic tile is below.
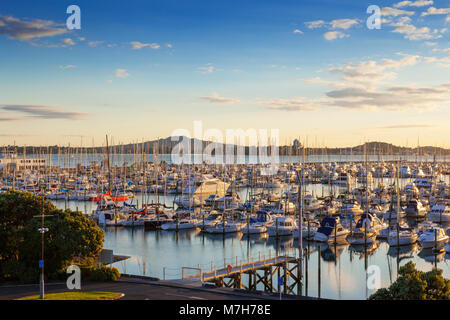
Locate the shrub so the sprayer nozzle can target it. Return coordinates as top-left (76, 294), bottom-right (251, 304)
top-left (81, 264), bottom-right (121, 282)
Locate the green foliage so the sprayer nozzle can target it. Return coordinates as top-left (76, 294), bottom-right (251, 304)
top-left (0, 191), bottom-right (56, 263)
top-left (370, 261), bottom-right (450, 300)
top-left (78, 263), bottom-right (121, 282)
top-left (0, 191), bottom-right (105, 283)
top-left (88, 265), bottom-right (121, 282)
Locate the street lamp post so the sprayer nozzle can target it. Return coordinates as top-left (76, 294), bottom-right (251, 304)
top-left (34, 192), bottom-right (52, 300)
top-left (38, 226), bottom-right (48, 299)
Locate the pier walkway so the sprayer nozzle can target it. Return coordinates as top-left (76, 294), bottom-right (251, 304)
top-left (177, 251), bottom-right (303, 295)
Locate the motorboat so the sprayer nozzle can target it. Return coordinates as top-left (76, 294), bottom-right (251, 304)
top-left (267, 216), bottom-right (296, 237)
top-left (161, 218), bottom-right (199, 231)
top-left (428, 203), bottom-right (450, 223)
top-left (242, 211), bottom-right (272, 235)
top-left (204, 221), bottom-right (246, 234)
top-left (387, 226), bottom-right (418, 247)
top-left (313, 216), bottom-right (349, 243)
top-left (418, 226), bottom-right (449, 249)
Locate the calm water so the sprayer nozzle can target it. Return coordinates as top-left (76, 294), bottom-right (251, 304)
top-left (30, 153), bottom-right (450, 168)
top-left (52, 179), bottom-right (450, 300)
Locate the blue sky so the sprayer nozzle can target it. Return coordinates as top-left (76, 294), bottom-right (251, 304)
top-left (0, 0), bottom-right (449, 147)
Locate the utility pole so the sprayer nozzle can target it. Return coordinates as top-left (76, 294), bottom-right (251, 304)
top-left (34, 193), bottom-right (53, 300)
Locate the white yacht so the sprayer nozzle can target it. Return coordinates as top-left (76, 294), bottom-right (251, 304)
top-left (388, 227), bottom-right (418, 246)
top-left (418, 227), bottom-right (449, 249)
top-left (428, 203), bottom-right (450, 223)
top-left (267, 216), bottom-right (296, 237)
top-left (204, 221), bottom-right (246, 234)
top-left (161, 218), bottom-right (199, 231)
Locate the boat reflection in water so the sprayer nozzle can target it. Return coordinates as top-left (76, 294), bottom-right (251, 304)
top-left (201, 231), bottom-right (243, 241)
top-left (242, 232), bottom-right (269, 243)
top-left (320, 243), bottom-right (348, 263)
top-left (418, 248), bottom-right (446, 264)
top-left (161, 228), bottom-right (201, 240)
top-left (267, 235), bottom-right (294, 253)
top-left (348, 241), bottom-right (379, 258)
top-left (387, 243), bottom-right (419, 261)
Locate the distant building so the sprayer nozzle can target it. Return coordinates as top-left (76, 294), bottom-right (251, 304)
top-left (0, 150), bottom-right (46, 171)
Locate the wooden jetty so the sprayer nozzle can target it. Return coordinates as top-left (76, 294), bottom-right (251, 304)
top-left (180, 253), bottom-right (303, 295)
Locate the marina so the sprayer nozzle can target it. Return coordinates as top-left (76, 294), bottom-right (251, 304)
top-left (2, 148), bottom-right (449, 300)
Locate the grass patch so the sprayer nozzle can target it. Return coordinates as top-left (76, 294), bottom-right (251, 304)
top-left (17, 291), bottom-right (123, 300)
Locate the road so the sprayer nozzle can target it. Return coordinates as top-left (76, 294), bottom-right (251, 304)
top-left (0, 280), bottom-right (267, 300)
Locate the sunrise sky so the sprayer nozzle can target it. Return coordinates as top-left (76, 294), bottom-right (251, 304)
top-left (0, 0), bottom-right (449, 147)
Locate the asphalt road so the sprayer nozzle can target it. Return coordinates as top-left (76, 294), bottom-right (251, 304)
top-left (0, 280), bottom-right (262, 300)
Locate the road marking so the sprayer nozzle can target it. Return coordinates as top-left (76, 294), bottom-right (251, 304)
top-left (164, 292), bottom-right (206, 300)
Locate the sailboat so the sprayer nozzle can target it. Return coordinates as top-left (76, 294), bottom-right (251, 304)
top-left (388, 163), bottom-right (418, 247)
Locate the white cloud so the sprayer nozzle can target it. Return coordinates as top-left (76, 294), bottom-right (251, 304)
top-left (256, 98), bottom-right (317, 111)
top-left (421, 7), bottom-right (450, 16)
top-left (391, 24), bottom-right (443, 40)
top-left (425, 55), bottom-right (450, 67)
top-left (88, 41), bottom-right (104, 47)
top-left (0, 15), bottom-right (67, 41)
top-left (329, 19), bottom-right (360, 30)
top-left (381, 7), bottom-right (415, 16)
top-left (59, 65), bottom-right (76, 70)
top-left (305, 19), bottom-right (359, 30)
top-left (394, 0), bottom-right (433, 8)
top-left (61, 38), bottom-right (75, 46)
top-left (115, 69), bottom-right (130, 79)
top-left (129, 41), bottom-right (160, 50)
top-left (305, 20), bottom-right (326, 29)
top-left (324, 84), bottom-right (450, 111)
top-left (200, 93), bottom-right (240, 104)
top-left (324, 31), bottom-right (348, 40)
top-left (197, 64), bottom-right (216, 74)
top-left (389, 17), bottom-right (444, 40)
top-left (293, 29), bottom-right (303, 34)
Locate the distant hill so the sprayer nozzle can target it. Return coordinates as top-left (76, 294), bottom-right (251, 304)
top-left (3, 137), bottom-right (449, 156)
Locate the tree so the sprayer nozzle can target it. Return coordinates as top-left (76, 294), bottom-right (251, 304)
top-left (0, 191), bottom-right (56, 276)
top-left (370, 261), bottom-right (450, 300)
top-left (0, 191), bottom-right (104, 283)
